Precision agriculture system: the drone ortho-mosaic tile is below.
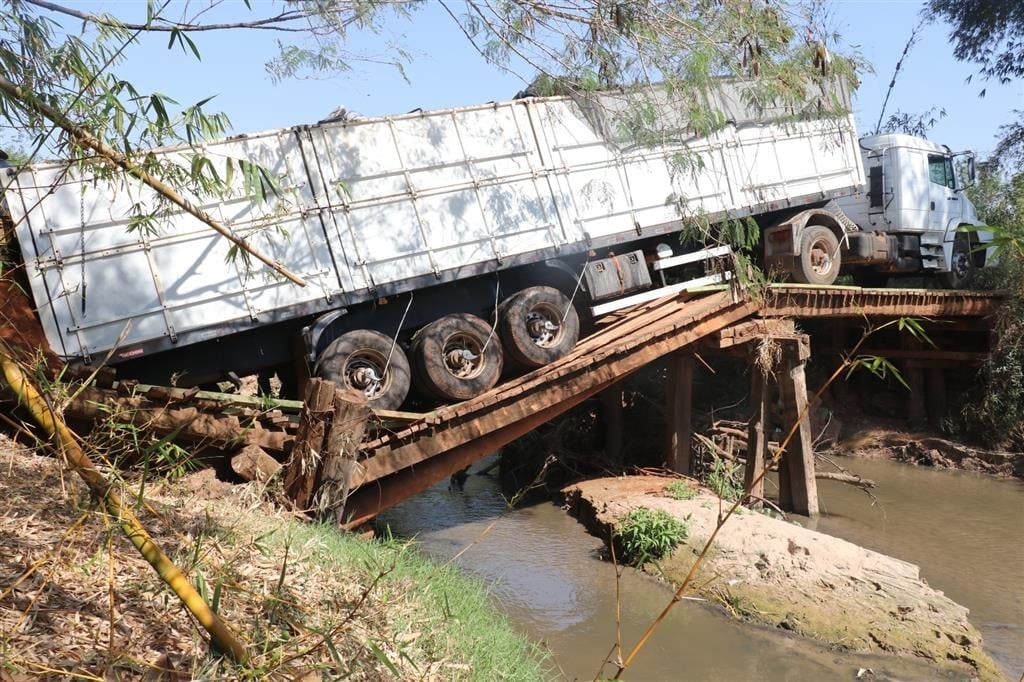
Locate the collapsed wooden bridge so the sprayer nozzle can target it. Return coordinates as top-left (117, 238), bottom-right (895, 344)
top-left (343, 284), bottom-right (998, 526)
top-left (50, 284), bottom-right (1001, 527)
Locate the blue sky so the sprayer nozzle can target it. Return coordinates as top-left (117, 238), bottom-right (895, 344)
top-left (23, 1), bottom-right (1024, 158)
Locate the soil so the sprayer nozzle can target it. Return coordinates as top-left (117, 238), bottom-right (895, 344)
top-left (829, 424), bottom-right (1024, 478)
top-left (563, 474), bottom-right (1004, 681)
top-left (0, 273), bottom-right (61, 374)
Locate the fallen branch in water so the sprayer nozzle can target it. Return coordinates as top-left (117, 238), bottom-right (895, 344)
top-left (814, 471), bottom-right (876, 489)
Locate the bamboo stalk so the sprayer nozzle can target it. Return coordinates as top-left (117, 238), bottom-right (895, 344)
top-left (0, 75), bottom-right (305, 287)
top-left (0, 354), bottom-right (248, 663)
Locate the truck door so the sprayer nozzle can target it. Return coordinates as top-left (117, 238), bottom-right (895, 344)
top-left (927, 154), bottom-right (961, 234)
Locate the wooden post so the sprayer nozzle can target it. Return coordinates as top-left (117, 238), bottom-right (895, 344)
top-left (601, 385), bottom-right (624, 464)
top-left (283, 379), bottom-right (370, 519)
top-left (283, 379), bottom-right (336, 511)
top-left (743, 364), bottom-right (769, 503)
top-left (317, 388), bottom-right (371, 523)
top-left (776, 337), bottom-right (818, 515)
top-left (926, 367), bottom-right (946, 429)
top-left (907, 366), bottom-right (926, 427)
top-left (903, 335), bottom-right (926, 428)
top-left (666, 352), bottom-right (694, 475)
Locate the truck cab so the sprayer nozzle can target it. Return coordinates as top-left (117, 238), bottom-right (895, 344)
top-left (836, 133), bottom-right (989, 287)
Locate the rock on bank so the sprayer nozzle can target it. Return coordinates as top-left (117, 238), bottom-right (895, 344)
top-left (564, 475), bottom-right (1002, 681)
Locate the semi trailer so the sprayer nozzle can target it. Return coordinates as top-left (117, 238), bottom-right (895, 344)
top-left (0, 78), bottom-right (989, 409)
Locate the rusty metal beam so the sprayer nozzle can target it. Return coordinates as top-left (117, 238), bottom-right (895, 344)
top-left (762, 286), bottom-right (1001, 318)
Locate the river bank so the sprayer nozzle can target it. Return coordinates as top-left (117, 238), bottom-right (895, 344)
top-left (828, 424), bottom-right (1024, 478)
top-left (564, 474), bottom-right (1003, 680)
top-left (0, 441), bottom-right (546, 680)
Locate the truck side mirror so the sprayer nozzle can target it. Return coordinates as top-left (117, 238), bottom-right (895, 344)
top-left (953, 151), bottom-right (976, 189)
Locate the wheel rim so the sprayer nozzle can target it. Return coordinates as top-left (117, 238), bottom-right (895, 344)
top-left (344, 350), bottom-right (390, 399)
top-left (807, 236), bottom-right (835, 276)
top-left (441, 332), bottom-right (486, 380)
top-left (524, 302), bottom-right (563, 349)
top-left (951, 248), bottom-right (971, 279)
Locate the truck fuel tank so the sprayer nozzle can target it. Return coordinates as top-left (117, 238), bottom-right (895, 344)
top-left (584, 250), bottom-right (652, 301)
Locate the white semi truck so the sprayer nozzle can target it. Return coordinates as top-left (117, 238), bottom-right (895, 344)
top-left (0, 78), bottom-right (988, 409)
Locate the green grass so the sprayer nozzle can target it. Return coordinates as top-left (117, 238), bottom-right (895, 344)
top-left (280, 522), bottom-right (550, 681)
top-left (663, 480), bottom-right (697, 501)
top-left (614, 507), bottom-right (689, 566)
top-left (705, 458), bottom-right (744, 502)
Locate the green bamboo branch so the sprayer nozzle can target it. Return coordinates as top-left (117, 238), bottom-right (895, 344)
top-left (0, 352), bottom-right (249, 663)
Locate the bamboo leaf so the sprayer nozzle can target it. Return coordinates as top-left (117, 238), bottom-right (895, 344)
top-left (368, 639), bottom-right (400, 677)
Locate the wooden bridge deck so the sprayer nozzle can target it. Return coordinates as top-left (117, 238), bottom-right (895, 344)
top-left (341, 285), bottom-right (1001, 527)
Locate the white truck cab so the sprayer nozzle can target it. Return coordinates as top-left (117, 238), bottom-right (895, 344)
top-left (836, 133), bottom-right (989, 288)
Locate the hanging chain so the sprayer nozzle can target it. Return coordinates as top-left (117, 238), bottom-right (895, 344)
top-left (79, 185), bottom-right (87, 317)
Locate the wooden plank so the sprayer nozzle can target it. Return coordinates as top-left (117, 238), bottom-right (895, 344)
top-left (354, 301), bottom-right (758, 485)
top-left (342, 373), bottom-right (620, 528)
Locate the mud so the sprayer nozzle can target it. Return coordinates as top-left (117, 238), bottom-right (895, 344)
top-left (564, 475), bottom-right (1004, 680)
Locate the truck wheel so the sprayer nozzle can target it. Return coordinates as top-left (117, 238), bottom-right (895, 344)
top-left (499, 286), bottom-right (580, 368)
top-left (315, 330), bottom-right (411, 410)
top-left (793, 225), bottom-right (840, 285)
top-left (413, 313), bottom-right (503, 402)
top-left (938, 235), bottom-right (975, 289)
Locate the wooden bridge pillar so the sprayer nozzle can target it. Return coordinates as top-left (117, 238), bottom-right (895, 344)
top-left (776, 337), bottom-right (818, 516)
top-left (283, 379), bottom-right (371, 522)
top-left (743, 364), bottom-right (769, 503)
top-left (666, 351), bottom-right (694, 475)
top-left (926, 366), bottom-right (947, 429)
top-left (601, 385), bottom-right (624, 464)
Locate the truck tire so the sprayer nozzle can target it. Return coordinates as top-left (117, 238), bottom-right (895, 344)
top-left (793, 225), bottom-right (840, 285)
top-left (938, 235), bottom-right (975, 289)
top-left (499, 286), bottom-right (580, 368)
top-left (413, 313), bottom-right (503, 402)
top-left (315, 330), bottom-right (411, 410)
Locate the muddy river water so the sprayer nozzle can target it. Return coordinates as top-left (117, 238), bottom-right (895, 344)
top-left (380, 456), bottom-right (1023, 680)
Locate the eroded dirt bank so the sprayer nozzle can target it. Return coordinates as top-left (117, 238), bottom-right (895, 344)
top-left (564, 475), bottom-right (1003, 681)
top-left (830, 426), bottom-right (1024, 479)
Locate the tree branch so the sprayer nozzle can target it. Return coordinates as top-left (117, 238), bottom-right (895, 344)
top-left (24, 0), bottom-right (316, 33)
top-left (0, 74), bottom-right (307, 287)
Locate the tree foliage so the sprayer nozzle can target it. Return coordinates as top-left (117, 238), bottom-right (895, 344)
top-left (881, 107), bottom-right (946, 137)
top-left (927, 0), bottom-right (1024, 171)
top-left (0, 1), bottom-right (859, 165)
top-left (0, 0), bottom-right (863, 263)
top-left (959, 168), bottom-right (1024, 448)
top-left (927, 0), bottom-right (1024, 84)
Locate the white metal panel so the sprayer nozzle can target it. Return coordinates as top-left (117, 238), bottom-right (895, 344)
top-left (305, 102), bottom-right (560, 289)
top-left (5, 79), bottom-right (863, 361)
top-left (7, 129), bottom-right (338, 359)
